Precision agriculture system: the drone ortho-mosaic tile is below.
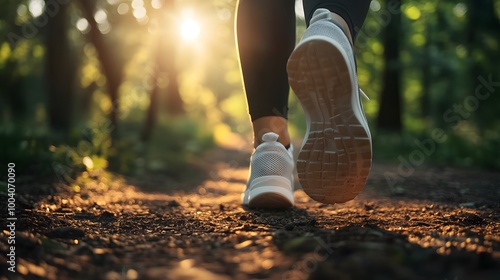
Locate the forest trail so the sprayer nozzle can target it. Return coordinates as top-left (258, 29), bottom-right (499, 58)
top-left (1, 145), bottom-right (500, 280)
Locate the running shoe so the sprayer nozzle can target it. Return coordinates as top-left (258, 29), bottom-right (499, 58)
top-left (243, 132), bottom-right (294, 208)
top-left (287, 8), bottom-right (372, 204)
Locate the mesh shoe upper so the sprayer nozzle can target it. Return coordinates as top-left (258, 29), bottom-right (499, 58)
top-left (247, 132), bottom-right (294, 188)
top-left (243, 132), bottom-right (295, 207)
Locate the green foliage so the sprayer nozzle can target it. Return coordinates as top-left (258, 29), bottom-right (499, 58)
top-left (51, 120), bottom-right (113, 180)
top-left (347, 0), bottom-right (500, 170)
top-left (135, 115), bottom-right (216, 175)
top-left (0, 113), bottom-right (214, 188)
top-left (0, 125), bottom-right (54, 177)
top-left (0, 181), bottom-right (8, 193)
top-left (373, 124), bottom-right (500, 170)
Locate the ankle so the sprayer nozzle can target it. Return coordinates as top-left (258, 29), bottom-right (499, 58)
top-left (330, 13), bottom-right (353, 45)
top-left (252, 116), bottom-right (291, 148)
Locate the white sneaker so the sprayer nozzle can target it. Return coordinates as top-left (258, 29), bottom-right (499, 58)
top-left (287, 8), bottom-right (372, 204)
top-left (243, 132), bottom-right (294, 209)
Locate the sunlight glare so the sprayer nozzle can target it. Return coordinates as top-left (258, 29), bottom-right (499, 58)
top-left (370, 0), bottom-right (381, 12)
top-left (76, 18), bottom-right (90, 33)
top-left (453, 3), bottom-right (468, 17)
top-left (17, 4), bottom-right (28, 16)
top-left (117, 3), bottom-right (129, 15)
top-left (94, 9), bottom-right (107, 24)
top-left (180, 18), bottom-right (201, 41)
top-left (151, 0), bottom-right (162, 9)
top-left (28, 0), bottom-right (44, 17)
top-left (133, 6), bottom-right (147, 19)
top-left (132, 0), bottom-right (144, 9)
top-left (295, 0), bottom-right (304, 19)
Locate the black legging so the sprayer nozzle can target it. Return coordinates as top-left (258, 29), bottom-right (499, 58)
top-left (237, 0), bottom-right (371, 121)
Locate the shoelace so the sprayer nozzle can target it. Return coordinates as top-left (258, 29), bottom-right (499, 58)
top-left (360, 88), bottom-right (370, 101)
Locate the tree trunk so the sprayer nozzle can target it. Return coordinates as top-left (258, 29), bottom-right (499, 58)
top-left (377, 0), bottom-right (402, 132)
top-left (421, 21), bottom-right (431, 120)
top-left (141, 44), bottom-right (161, 142)
top-left (162, 0), bottom-right (185, 115)
top-left (466, 0), bottom-right (500, 130)
top-left (46, 1), bottom-right (75, 131)
top-left (78, 0), bottom-right (122, 132)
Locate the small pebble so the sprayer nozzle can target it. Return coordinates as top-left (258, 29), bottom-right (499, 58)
top-left (47, 227), bottom-right (85, 239)
top-left (284, 223), bottom-right (295, 231)
top-left (168, 200), bottom-right (181, 207)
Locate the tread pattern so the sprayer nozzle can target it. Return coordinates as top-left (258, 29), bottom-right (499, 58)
top-left (287, 40), bottom-right (372, 204)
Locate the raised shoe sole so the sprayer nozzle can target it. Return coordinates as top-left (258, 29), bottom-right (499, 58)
top-left (287, 36), bottom-right (372, 204)
top-left (243, 176), bottom-right (294, 209)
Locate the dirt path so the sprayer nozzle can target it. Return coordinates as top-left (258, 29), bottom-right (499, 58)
top-left (1, 146), bottom-right (500, 280)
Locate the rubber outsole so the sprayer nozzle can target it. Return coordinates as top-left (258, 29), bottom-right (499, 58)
top-left (248, 192), bottom-right (293, 209)
top-left (244, 183), bottom-right (294, 209)
top-left (287, 38), bottom-right (372, 204)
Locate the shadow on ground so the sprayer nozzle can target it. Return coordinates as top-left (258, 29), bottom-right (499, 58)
top-left (0, 146), bottom-right (499, 279)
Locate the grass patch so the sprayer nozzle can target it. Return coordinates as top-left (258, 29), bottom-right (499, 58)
top-left (0, 115), bottom-right (216, 188)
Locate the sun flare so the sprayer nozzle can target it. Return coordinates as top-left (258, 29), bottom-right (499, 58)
top-left (180, 18), bottom-right (201, 41)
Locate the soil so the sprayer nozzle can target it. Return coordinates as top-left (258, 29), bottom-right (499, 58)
top-left (1, 144), bottom-right (499, 280)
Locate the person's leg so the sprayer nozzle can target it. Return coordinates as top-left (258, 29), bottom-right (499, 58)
top-left (236, 0), bottom-right (296, 148)
top-left (236, 0), bottom-right (296, 208)
top-left (303, 0), bottom-right (371, 43)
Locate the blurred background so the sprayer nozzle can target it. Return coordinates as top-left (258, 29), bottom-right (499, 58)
top-left (1, 0), bottom-right (499, 186)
